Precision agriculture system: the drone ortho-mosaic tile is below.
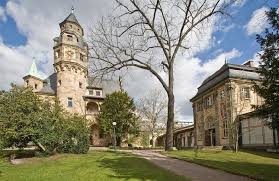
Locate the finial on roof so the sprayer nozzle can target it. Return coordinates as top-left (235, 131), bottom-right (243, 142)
top-left (71, 6), bottom-right (74, 14)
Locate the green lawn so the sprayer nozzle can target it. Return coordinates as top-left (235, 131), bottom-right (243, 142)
top-left (0, 151), bottom-right (188, 181)
top-left (163, 150), bottom-right (279, 181)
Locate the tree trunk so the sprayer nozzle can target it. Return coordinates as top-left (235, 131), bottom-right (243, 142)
top-left (277, 128), bottom-right (279, 148)
top-left (273, 128), bottom-right (277, 148)
top-left (165, 64), bottom-right (174, 151)
top-left (235, 133), bottom-right (239, 153)
top-left (152, 135), bottom-right (156, 148)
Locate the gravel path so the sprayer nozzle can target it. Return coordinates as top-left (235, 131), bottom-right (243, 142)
top-left (132, 150), bottom-right (254, 181)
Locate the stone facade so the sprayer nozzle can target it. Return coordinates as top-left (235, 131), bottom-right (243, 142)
top-left (156, 125), bottom-right (194, 149)
top-left (23, 10), bottom-right (120, 147)
top-left (191, 62), bottom-right (267, 147)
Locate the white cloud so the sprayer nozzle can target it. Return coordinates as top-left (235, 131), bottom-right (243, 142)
top-left (0, 0), bottom-right (112, 90)
top-left (233, 0), bottom-right (247, 7)
top-left (0, 0), bottom-right (244, 120)
top-left (245, 7), bottom-right (269, 35)
top-left (125, 49), bottom-right (242, 122)
top-left (0, 6), bottom-right (6, 22)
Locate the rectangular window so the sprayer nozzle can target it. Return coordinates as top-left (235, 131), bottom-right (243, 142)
top-left (34, 84), bottom-right (38, 89)
top-left (89, 90), bottom-right (93, 95)
top-left (79, 82), bottom-right (82, 88)
top-left (241, 87), bottom-right (250, 100)
top-left (220, 103), bottom-right (227, 119)
top-left (58, 80), bottom-right (61, 86)
top-left (55, 50), bottom-right (60, 58)
top-left (26, 80), bottom-right (29, 86)
top-left (196, 101), bottom-right (203, 112)
top-left (80, 53), bottom-right (83, 61)
top-left (223, 120), bottom-right (228, 137)
top-left (204, 96), bottom-right (213, 108)
top-left (96, 90), bottom-right (101, 96)
top-left (67, 35), bottom-right (73, 41)
top-left (220, 90), bottom-right (225, 99)
top-left (67, 98), bottom-right (73, 107)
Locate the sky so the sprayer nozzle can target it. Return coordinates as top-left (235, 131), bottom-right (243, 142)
top-left (0, 0), bottom-right (278, 122)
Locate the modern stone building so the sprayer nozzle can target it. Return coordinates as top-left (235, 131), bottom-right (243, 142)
top-left (190, 61), bottom-right (277, 148)
top-left (23, 10), bottom-right (120, 146)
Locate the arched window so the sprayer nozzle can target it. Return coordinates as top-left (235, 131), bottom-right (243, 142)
top-left (87, 102), bottom-right (99, 113)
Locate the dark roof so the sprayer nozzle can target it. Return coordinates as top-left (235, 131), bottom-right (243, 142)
top-left (88, 78), bottom-right (121, 97)
top-left (174, 124), bottom-right (194, 134)
top-left (191, 63), bottom-right (260, 101)
top-left (60, 13), bottom-right (81, 27)
top-left (157, 124), bottom-right (194, 139)
top-left (38, 73), bottom-right (57, 95)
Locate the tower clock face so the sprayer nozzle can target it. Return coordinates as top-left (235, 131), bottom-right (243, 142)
top-left (66, 50), bottom-right (74, 59)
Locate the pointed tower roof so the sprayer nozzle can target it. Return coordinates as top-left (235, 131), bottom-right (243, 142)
top-left (27, 58), bottom-right (42, 79)
top-left (59, 7), bottom-right (81, 27)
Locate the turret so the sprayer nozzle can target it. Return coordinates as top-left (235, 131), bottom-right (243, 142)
top-left (23, 58), bottom-right (44, 92)
top-left (53, 8), bottom-right (88, 114)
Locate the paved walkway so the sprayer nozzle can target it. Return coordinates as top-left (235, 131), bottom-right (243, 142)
top-left (132, 150), bottom-right (254, 181)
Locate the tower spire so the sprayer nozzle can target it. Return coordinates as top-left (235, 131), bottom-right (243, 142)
top-left (28, 57), bottom-right (41, 78)
top-left (71, 6), bottom-right (74, 14)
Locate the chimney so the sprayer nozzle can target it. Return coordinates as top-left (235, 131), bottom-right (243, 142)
top-left (243, 60), bottom-right (255, 67)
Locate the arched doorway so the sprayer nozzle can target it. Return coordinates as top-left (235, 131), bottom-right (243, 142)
top-left (87, 102), bottom-right (99, 114)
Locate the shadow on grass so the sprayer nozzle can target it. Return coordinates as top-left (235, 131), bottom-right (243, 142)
top-left (96, 152), bottom-right (187, 181)
top-left (175, 155), bottom-right (279, 181)
top-left (240, 149), bottom-right (279, 160)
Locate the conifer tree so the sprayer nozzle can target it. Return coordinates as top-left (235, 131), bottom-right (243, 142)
top-left (253, 8), bottom-right (279, 147)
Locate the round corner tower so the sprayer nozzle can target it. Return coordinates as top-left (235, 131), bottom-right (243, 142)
top-left (53, 9), bottom-right (88, 114)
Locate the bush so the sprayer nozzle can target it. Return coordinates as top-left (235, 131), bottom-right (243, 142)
top-left (0, 86), bottom-right (90, 154)
top-left (36, 109), bottom-right (90, 154)
top-left (55, 115), bottom-right (90, 154)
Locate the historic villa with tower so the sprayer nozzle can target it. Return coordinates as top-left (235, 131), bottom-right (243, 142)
top-left (23, 9), bottom-right (119, 146)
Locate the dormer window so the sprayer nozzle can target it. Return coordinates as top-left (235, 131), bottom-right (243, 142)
top-left (96, 90), bottom-right (101, 96)
top-left (67, 35), bottom-right (73, 41)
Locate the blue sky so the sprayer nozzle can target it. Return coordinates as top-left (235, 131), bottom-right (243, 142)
top-left (0, 0), bottom-right (278, 121)
top-left (197, 0), bottom-right (279, 64)
top-left (0, 0), bottom-right (26, 46)
top-left (1, 0), bottom-right (278, 63)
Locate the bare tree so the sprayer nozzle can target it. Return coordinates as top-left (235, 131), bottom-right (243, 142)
top-left (89, 0), bottom-right (235, 150)
top-left (137, 89), bottom-right (167, 147)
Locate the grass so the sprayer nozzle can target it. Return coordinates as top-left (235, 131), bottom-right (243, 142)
top-left (163, 149), bottom-right (279, 181)
top-left (0, 151), bottom-right (188, 181)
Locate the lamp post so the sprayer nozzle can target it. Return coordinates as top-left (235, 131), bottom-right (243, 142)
top-left (112, 121), bottom-right (117, 151)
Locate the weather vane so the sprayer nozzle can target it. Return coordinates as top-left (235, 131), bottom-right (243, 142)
top-left (71, 6), bottom-right (74, 13)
